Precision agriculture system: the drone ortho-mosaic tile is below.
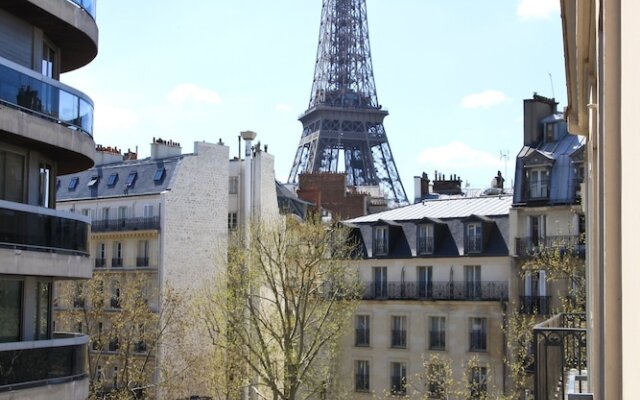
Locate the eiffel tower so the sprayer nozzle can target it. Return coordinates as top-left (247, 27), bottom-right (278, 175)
top-left (287, 0), bottom-right (408, 207)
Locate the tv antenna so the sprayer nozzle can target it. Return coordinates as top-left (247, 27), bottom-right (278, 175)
top-left (500, 150), bottom-right (510, 189)
top-left (548, 73), bottom-right (556, 99)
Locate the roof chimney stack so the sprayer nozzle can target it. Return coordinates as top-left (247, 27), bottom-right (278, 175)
top-left (150, 137), bottom-right (182, 160)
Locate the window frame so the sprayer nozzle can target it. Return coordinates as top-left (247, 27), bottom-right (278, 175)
top-left (355, 360), bottom-right (370, 392)
top-left (465, 222), bottom-right (483, 254)
top-left (417, 223), bottom-right (434, 255)
top-left (469, 317), bottom-right (488, 352)
top-left (390, 361), bottom-right (407, 396)
top-left (355, 314), bottom-right (370, 347)
top-left (428, 316), bottom-right (446, 351)
top-left (390, 315), bottom-right (407, 349)
top-left (373, 225), bottom-right (389, 256)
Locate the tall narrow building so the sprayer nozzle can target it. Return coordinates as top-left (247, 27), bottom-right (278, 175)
top-left (0, 0), bottom-right (98, 399)
top-left (288, 0), bottom-right (408, 207)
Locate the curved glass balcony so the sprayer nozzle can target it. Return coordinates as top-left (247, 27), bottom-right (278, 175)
top-left (68, 0), bottom-right (97, 20)
top-left (0, 57), bottom-right (94, 136)
top-left (0, 333), bottom-right (88, 392)
top-left (0, 200), bottom-right (89, 256)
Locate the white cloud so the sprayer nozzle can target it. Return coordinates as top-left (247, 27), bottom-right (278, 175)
top-left (517, 0), bottom-right (560, 19)
top-left (95, 103), bottom-right (138, 131)
top-left (166, 84), bottom-right (222, 106)
top-left (275, 103), bottom-right (292, 112)
top-left (417, 141), bottom-right (503, 170)
top-left (461, 90), bottom-right (508, 109)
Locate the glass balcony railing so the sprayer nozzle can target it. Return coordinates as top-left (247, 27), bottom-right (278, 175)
top-left (0, 200), bottom-right (89, 256)
top-left (91, 216), bottom-right (160, 232)
top-left (67, 0), bottom-right (97, 20)
top-left (0, 57), bottom-right (94, 136)
top-left (0, 333), bottom-right (88, 392)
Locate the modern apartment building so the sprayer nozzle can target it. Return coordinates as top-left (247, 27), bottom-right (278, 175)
top-left (341, 195), bottom-right (512, 398)
top-left (560, 0), bottom-right (640, 399)
top-left (55, 138), bottom-right (278, 397)
top-left (511, 94), bottom-right (586, 317)
top-left (0, 0), bottom-right (98, 399)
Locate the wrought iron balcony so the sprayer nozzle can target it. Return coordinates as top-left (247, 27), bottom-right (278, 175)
top-left (0, 56), bottom-right (94, 135)
top-left (0, 333), bottom-right (88, 392)
top-left (111, 258), bottom-right (123, 268)
top-left (136, 257), bottom-right (149, 267)
top-left (534, 313), bottom-right (588, 400)
top-left (361, 281), bottom-right (508, 301)
top-left (0, 200), bottom-right (89, 256)
top-left (91, 216), bottom-right (160, 232)
top-left (515, 235), bottom-right (585, 258)
top-left (95, 258), bottom-right (106, 268)
top-left (520, 295), bottom-right (551, 315)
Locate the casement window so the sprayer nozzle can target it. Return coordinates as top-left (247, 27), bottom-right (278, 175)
top-left (229, 176), bottom-right (239, 194)
top-left (112, 242), bottom-right (123, 267)
top-left (228, 212), bottom-right (238, 230)
top-left (469, 317), bottom-right (487, 352)
top-left (126, 171), bottom-right (137, 187)
top-left (429, 316), bottom-right (446, 350)
top-left (466, 223), bottom-right (482, 253)
top-left (465, 265), bottom-right (482, 299)
top-left (417, 224), bottom-right (434, 254)
top-left (355, 315), bottom-right (370, 347)
top-left (527, 168), bottom-right (550, 199)
top-left (529, 215), bottom-right (546, 247)
top-left (95, 243), bottom-right (106, 268)
top-left (107, 173), bottom-right (118, 187)
top-left (390, 362), bottom-right (407, 395)
top-left (372, 266), bottom-right (387, 298)
top-left (137, 240), bottom-right (149, 267)
top-left (391, 315), bottom-right (407, 348)
top-left (355, 360), bottom-right (370, 392)
top-left (373, 226), bottom-right (389, 256)
top-left (468, 366), bottom-right (488, 398)
top-left (417, 266), bottom-right (433, 298)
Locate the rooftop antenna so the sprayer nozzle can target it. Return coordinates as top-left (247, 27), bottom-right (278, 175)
top-left (500, 150), bottom-right (510, 189)
top-left (548, 73), bottom-right (556, 99)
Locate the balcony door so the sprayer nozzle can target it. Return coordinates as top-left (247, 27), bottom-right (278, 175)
top-left (528, 168), bottom-right (549, 199)
top-left (529, 215), bottom-right (546, 247)
top-left (465, 265), bottom-right (481, 299)
top-left (372, 266), bottom-right (387, 298)
top-left (417, 266), bottom-right (433, 298)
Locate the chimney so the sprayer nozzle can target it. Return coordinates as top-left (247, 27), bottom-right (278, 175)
top-left (150, 137), bottom-right (182, 160)
top-left (493, 170), bottom-right (505, 190)
top-left (94, 145), bottom-right (124, 165)
top-left (432, 172), bottom-right (463, 195)
top-left (523, 93), bottom-right (558, 146)
top-left (413, 172), bottom-right (430, 203)
top-left (123, 148), bottom-right (137, 161)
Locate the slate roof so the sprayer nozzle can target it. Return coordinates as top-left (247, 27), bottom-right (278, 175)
top-left (344, 195), bottom-right (512, 259)
top-left (57, 156), bottom-right (182, 201)
top-left (276, 181), bottom-right (314, 220)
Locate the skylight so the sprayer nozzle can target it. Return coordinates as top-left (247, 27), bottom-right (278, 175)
top-left (126, 171), bottom-right (137, 187)
top-left (87, 175), bottom-right (99, 187)
top-left (153, 167), bottom-right (165, 182)
top-left (107, 173), bottom-right (118, 187)
top-left (68, 177), bottom-right (79, 191)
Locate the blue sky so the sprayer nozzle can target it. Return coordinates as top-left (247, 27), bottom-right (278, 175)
top-left (64, 0), bottom-right (566, 201)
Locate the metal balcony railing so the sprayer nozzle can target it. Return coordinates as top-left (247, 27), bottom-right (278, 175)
top-left (533, 313), bottom-right (587, 400)
top-left (0, 333), bottom-right (88, 392)
top-left (520, 296), bottom-right (551, 315)
top-left (136, 257), bottom-right (149, 267)
top-left (111, 258), bottom-right (123, 268)
top-left (0, 57), bottom-right (94, 135)
top-left (361, 281), bottom-right (508, 301)
top-left (0, 200), bottom-right (89, 256)
top-left (91, 216), bottom-right (160, 232)
top-left (95, 258), bottom-right (106, 268)
top-left (515, 235), bottom-right (585, 258)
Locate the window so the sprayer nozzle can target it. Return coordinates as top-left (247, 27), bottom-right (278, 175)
top-left (102, 207), bottom-right (110, 221)
top-left (391, 316), bottom-right (407, 348)
top-left (143, 204), bottom-right (154, 218)
top-left (153, 167), bottom-right (165, 182)
top-left (417, 266), bottom-right (433, 298)
top-left (373, 226), bottom-right (389, 256)
top-left (137, 240), bottom-right (149, 267)
top-left (81, 208), bottom-right (90, 217)
top-left (41, 42), bottom-right (56, 78)
top-left (87, 175), bottom-right (99, 187)
top-left (529, 215), bottom-right (546, 247)
top-left (107, 173), bottom-right (118, 187)
top-left (126, 171), bottom-right (137, 187)
top-left (417, 224), bottom-right (434, 254)
top-left (372, 266), bottom-right (387, 298)
top-left (117, 206), bottom-right (127, 225)
top-left (355, 315), bottom-right (370, 347)
top-left (111, 280), bottom-right (121, 309)
top-left (465, 265), bottom-right (481, 299)
top-left (427, 363), bottom-right (446, 398)
top-left (527, 168), bottom-right (549, 199)
top-left (390, 362), bottom-right (407, 395)
top-left (469, 317), bottom-right (487, 351)
top-left (545, 122), bottom-right (555, 142)
top-left (468, 366), bottom-right (488, 399)
top-left (68, 177), bottom-right (79, 191)
top-left (0, 280), bottom-right (22, 342)
top-left (108, 336), bottom-right (119, 351)
top-left (73, 281), bottom-right (85, 309)
top-left (96, 365), bottom-right (103, 382)
top-left (429, 316), bottom-right (446, 350)
top-left (229, 176), bottom-right (239, 194)
top-left (95, 243), bottom-right (106, 268)
top-left (466, 223), bottom-right (482, 253)
top-left (35, 281), bottom-right (52, 340)
top-left (228, 212), bottom-right (238, 230)
top-left (112, 242), bottom-right (123, 267)
top-left (355, 360), bottom-right (370, 392)
top-left (0, 149), bottom-right (25, 202)
top-left (38, 164), bottom-right (52, 208)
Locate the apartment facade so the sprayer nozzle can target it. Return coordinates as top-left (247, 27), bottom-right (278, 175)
top-left (55, 138), bottom-right (278, 397)
top-left (0, 1), bottom-right (98, 399)
top-left (511, 94), bottom-right (586, 317)
top-left (341, 195), bottom-right (512, 398)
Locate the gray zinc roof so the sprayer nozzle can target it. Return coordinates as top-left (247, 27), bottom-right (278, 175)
top-left (346, 195), bottom-right (512, 223)
top-left (57, 156), bottom-right (182, 201)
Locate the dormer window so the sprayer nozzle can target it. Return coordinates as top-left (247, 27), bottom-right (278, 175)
top-left (545, 122), bottom-right (555, 143)
top-left (373, 226), bottom-right (388, 256)
top-left (526, 168), bottom-right (549, 200)
top-left (417, 224), bottom-right (434, 255)
top-left (466, 222), bottom-right (482, 253)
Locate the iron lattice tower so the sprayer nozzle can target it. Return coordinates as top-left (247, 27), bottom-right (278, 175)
top-left (287, 0), bottom-right (408, 207)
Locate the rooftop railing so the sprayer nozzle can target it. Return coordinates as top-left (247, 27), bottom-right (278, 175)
top-left (0, 200), bottom-right (89, 256)
top-left (0, 56), bottom-right (94, 136)
top-left (91, 216), bottom-right (160, 232)
top-left (361, 281), bottom-right (508, 301)
top-left (0, 333), bottom-right (88, 392)
top-left (533, 313), bottom-right (587, 400)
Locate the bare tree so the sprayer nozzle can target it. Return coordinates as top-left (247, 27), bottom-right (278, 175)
top-left (197, 216), bottom-right (361, 400)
